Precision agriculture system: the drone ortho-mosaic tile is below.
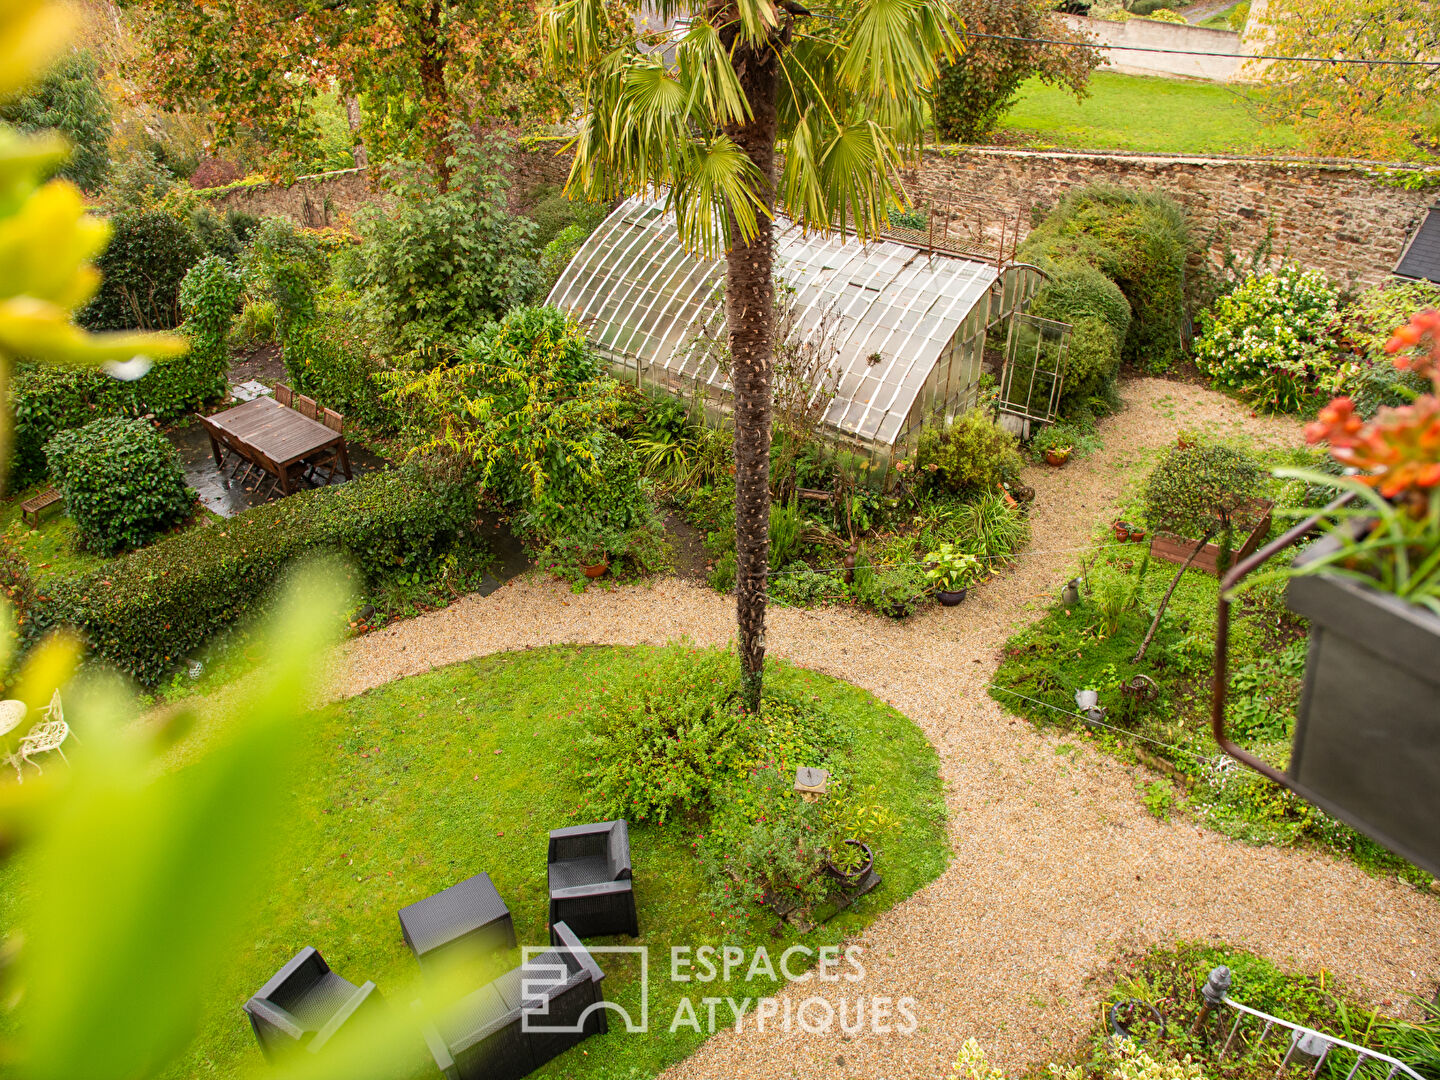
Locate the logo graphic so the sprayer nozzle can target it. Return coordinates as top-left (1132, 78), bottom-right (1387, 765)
top-left (520, 943), bottom-right (649, 1034)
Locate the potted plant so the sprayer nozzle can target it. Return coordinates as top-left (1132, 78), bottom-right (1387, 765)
top-left (1242, 308), bottom-right (1440, 873)
top-left (1112, 519), bottom-right (1132, 542)
top-left (1045, 445), bottom-right (1073, 466)
top-left (924, 543), bottom-right (981, 605)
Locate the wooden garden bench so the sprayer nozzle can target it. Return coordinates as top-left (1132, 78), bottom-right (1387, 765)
top-left (20, 487), bottom-right (62, 529)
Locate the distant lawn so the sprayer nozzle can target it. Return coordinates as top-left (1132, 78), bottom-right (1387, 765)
top-left (5, 646), bottom-right (946, 1079)
top-left (998, 71), bottom-right (1303, 156)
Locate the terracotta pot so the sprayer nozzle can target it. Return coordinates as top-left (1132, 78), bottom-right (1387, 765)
top-left (1112, 521), bottom-right (1131, 542)
top-left (582, 561), bottom-right (610, 579)
top-left (1045, 449), bottom-right (1071, 466)
top-left (1129, 528), bottom-right (1146, 543)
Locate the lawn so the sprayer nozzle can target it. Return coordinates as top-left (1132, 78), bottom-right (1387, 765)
top-left (0, 645), bottom-right (948, 1078)
top-left (998, 72), bottom-right (1304, 156)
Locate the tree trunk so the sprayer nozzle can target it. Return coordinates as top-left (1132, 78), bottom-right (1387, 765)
top-left (724, 39), bottom-right (780, 712)
top-left (1133, 528), bottom-right (1215, 664)
top-left (344, 95), bottom-right (369, 170)
top-left (416, 0), bottom-right (453, 191)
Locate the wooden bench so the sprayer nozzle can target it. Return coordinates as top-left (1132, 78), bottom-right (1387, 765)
top-left (20, 487), bottom-right (62, 529)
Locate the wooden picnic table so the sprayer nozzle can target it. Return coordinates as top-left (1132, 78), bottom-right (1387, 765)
top-left (199, 397), bottom-right (352, 496)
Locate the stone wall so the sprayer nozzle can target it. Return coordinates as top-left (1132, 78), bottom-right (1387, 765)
top-left (199, 141), bottom-right (574, 224)
top-left (903, 147), bottom-right (1437, 289)
top-left (205, 141), bottom-right (1433, 291)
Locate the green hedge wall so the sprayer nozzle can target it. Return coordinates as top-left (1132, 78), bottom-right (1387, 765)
top-left (1020, 185), bottom-right (1192, 374)
top-left (9, 347), bottom-right (228, 490)
top-left (15, 465), bottom-right (475, 686)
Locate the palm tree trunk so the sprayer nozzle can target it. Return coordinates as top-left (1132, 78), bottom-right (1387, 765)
top-left (725, 40), bottom-right (780, 711)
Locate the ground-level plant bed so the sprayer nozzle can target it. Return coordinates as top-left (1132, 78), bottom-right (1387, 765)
top-left (0, 645), bottom-right (948, 1079)
top-left (988, 535), bottom-right (1433, 886)
top-left (1059, 941), bottom-right (1440, 1080)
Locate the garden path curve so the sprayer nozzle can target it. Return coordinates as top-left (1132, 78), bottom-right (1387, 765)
top-left (332, 378), bottom-right (1440, 1078)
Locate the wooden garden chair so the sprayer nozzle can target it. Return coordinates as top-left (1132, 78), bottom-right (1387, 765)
top-left (303, 408), bottom-right (346, 485)
top-left (274, 383), bottom-right (294, 407)
top-left (295, 395), bottom-right (320, 421)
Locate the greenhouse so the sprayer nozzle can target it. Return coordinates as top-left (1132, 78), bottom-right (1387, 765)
top-left (547, 195), bottom-right (1063, 477)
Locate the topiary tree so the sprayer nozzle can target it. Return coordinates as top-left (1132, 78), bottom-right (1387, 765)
top-left (76, 209), bottom-right (204, 331)
top-left (1135, 440), bottom-right (1264, 661)
top-left (0, 48), bottom-right (111, 192)
top-left (44, 417), bottom-right (195, 555)
top-left (178, 255), bottom-right (242, 391)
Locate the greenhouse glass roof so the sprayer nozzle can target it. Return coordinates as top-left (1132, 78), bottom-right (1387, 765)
top-left (547, 195), bottom-right (1008, 448)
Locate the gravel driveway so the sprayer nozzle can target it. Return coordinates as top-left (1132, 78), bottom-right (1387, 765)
top-left (332, 379), bottom-right (1440, 1077)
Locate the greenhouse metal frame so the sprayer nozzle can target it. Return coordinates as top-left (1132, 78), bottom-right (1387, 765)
top-left (547, 195), bottom-right (1053, 479)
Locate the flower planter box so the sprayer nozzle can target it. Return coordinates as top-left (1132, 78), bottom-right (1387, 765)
top-left (1283, 533), bottom-right (1440, 877)
top-left (1148, 502), bottom-right (1272, 577)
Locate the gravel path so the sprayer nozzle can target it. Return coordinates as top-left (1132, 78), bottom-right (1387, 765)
top-left (329, 379), bottom-right (1440, 1077)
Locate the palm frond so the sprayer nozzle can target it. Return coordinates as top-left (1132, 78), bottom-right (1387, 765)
top-left (733, 0), bottom-right (782, 46)
top-left (539, 0), bottom-right (614, 75)
top-left (670, 136), bottom-right (770, 258)
top-left (676, 18), bottom-right (753, 126)
top-left (838, 0), bottom-right (962, 100)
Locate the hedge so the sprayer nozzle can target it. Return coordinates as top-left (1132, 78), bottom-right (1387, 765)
top-left (1020, 185), bottom-right (1192, 374)
top-left (1026, 260), bottom-right (1131, 411)
top-left (9, 346), bottom-right (228, 490)
top-left (13, 465), bottom-right (475, 686)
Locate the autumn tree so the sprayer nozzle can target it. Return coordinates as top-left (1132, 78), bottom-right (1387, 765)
top-left (0, 47), bottom-right (112, 191)
top-left (1251, 0), bottom-right (1440, 160)
top-left (135, 0), bottom-right (558, 185)
top-left (542, 0), bottom-right (960, 707)
top-left (933, 0), bottom-right (1098, 143)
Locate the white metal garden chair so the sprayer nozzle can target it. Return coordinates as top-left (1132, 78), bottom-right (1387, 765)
top-left (17, 690), bottom-right (69, 777)
top-left (3, 692), bottom-right (69, 782)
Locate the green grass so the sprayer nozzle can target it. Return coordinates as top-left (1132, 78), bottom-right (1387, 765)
top-left (999, 72), bottom-right (1303, 156)
top-left (0, 645), bottom-right (947, 1079)
top-left (0, 488), bottom-right (108, 582)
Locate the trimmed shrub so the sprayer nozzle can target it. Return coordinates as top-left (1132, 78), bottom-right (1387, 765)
top-left (23, 465), bottom-right (475, 685)
top-left (1027, 261), bottom-right (1131, 410)
top-left (1194, 263), bottom-right (1339, 413)
top-left (917, 409), bottom-right (1024, 496)
top-left (179, 256), bottom-right (243, 380)
top-left (282, 289), bottom-right (388, 424)
top-left (44, 418), bottom-right (194, 555)
top-left (1020, 186), bottom-right (1192, 373)
top-left (1143, 440), bottom-right (1265, 541)
top-left (78, 210), bottom-right (204, 331)
top-left (9, 351), bottom-right (231, 491)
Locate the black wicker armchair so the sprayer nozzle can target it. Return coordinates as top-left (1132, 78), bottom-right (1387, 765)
top-left (421, 922), bottom-right (608, 1080)
top-left (547, 819), bottom-right (638, 938)
top-left (242, 947), bottom-right (383, 1061)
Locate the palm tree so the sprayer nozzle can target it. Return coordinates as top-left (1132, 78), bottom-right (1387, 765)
top-left (541, 0), bottom-right (961, 708)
